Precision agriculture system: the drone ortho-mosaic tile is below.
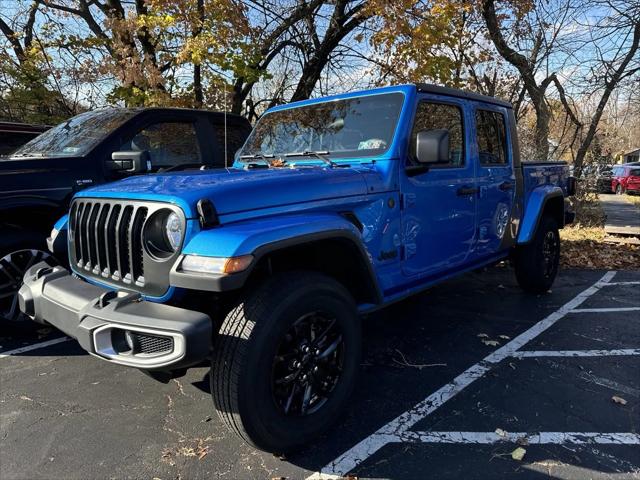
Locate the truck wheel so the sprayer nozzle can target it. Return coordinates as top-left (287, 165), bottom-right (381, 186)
top-left (0, 231), bottom-right (58, 326)
top-left (211, 271), bottom-right (361, 453)
top-left (514, 216), bottom-right (560, 294)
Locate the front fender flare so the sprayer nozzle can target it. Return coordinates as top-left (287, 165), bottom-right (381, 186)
top-left (517, 186), bottom-right (564, 244)
top-left (170, 213), bottom-right (382, 301)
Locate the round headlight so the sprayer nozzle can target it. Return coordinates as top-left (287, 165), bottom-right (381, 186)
top-left (164, 212), bottom-right (182, 251)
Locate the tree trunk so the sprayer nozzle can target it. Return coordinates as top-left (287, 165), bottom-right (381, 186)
top-left (573, 22), bottom-right (640, 175)
top-left (193, 0), bottom-right (204, 108)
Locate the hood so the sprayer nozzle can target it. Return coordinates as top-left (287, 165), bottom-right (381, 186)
top-left (79, 166), bottom-right (370, 217)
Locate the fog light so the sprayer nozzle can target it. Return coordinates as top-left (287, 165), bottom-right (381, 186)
top-left (180, 254), bottom-right (253, 274)
top-left (125, 330), bottom-right (137, 351)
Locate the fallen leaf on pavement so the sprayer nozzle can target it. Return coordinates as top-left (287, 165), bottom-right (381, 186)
top-left (495, 428), bottom-right (507, 437)
top-left (20, 395), bottom-right (32, 401)
top-left (482, 340), bottom-right (500, 346)
top-left (612, 395), bottom-right (628, 405)
top-left (477, 333), bottom-right (489, 338)
top-left (499, 335), bottom-right (511, 340)
top-left (511, 447), bottom-right (526, 461)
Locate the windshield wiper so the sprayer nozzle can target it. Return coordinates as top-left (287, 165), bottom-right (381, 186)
top-left (284, 150), bottom-right (335, 167)
top-left (238, 153), bottom-right (276, 165)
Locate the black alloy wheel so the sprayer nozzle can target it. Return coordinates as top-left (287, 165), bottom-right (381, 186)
top-left (0, 249), bottom-right (57, 323)
top-left (271, 311), bottom-right (345, 416)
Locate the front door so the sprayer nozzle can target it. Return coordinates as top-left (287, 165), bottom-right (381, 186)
top-left (400, 97), bottom-right (477, 278)
top-left (472, 106), bottom-right (516, 258)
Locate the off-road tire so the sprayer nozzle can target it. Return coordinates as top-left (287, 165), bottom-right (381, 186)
top-left (0, 230), bottom-right (58, 328)
top-left (513, 216), bottom-right (560, 294)
top-left (211, 271), bottom-right (361, 453)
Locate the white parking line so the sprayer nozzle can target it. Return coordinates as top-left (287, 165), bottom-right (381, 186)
top-left (399, 431), bottom-right (640, 445)
top-left (570, 307), bottom-right (640, 313)
top-left (308, 271), bottom-right (619, 479)
top-left (602, 281), bottom-right (640, 286)
top-left (0, 337), bottom-right (71, 358)
top-left (512, 349), bottom-right (640, 358)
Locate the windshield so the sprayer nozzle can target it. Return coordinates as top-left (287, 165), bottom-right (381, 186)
top-left (238, 92), bottom-right (404, 160)
top-left (10, 109), bottom-right (136, 158)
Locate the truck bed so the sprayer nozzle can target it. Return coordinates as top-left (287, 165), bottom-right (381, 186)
top-left (522, 161), bottom-right (571, 207)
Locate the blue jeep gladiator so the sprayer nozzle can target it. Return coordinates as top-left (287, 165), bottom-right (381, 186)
top-left (19, 84), bottom-right (575, 452)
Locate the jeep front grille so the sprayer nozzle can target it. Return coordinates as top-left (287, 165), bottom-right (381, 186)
top-left (70, 201), bottom-right (148, 285)
top-left (68, 199), bottom-right (182, 297)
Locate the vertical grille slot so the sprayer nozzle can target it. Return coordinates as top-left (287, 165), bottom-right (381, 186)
top-left (96, 204), bottom-right (110, 275)
top-left (87, 204), bottom-right (100, 272)
top-left (117, 206), bottom-right (134, 282)
top-left (79, 202), bottom-right (92, 268)
top-left (105, 204), bottom-right (121, 278)
top-left (131, 207), bottom-right (148, 283)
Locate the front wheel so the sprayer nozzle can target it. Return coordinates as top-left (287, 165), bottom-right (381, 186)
top-left (513, 216), bottom-right (560, 294)
top-left (1, 243), bottom-right (58, 325)
top-left (211, 271), bottom-right (361, 453)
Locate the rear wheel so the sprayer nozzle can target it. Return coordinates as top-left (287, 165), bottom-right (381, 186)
top-left (615, 184), bottom-right (623, 195)
top-left (513, 216), bottom-right (560, 294)
top-left (211, 271), bottom-right (361, 453)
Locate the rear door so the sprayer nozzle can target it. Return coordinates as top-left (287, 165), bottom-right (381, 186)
top-left (400, 95), bottom-right (477, 278)
top-left (472, 105), bottom-right (516, 258)
top-left (627, 167), bottom-right (640, 191)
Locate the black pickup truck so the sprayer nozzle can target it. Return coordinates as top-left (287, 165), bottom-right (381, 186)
top-left (0, 122), bottom-right (51, 156)
top-left (1, 107), bottom-right (251, 325)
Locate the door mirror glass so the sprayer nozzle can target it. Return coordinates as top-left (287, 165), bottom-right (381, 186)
top-left (107, 150), bottom-right (150, 174)
top-left (415, 129), bottom-right (450, 164)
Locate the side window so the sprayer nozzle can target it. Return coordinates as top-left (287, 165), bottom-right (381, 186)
top-left (476, 110), bottom-right (508, 166)
top-left (410, 102), bottom-right (464, 167)
top-left (121, 122), bottom-right (201, 168)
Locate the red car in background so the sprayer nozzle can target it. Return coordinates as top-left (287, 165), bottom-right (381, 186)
top-left (611, 163), bottom-right (640, 194)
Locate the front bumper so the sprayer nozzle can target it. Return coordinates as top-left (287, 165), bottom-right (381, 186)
top-left (18, 263), bottom-right (212, 370)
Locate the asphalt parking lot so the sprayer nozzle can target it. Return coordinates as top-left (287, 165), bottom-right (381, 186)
top-left (1, 266), bottom-right (639, 480)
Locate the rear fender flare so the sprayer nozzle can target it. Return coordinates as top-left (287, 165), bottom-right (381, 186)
top-left (517, 186), bottom-right (564, 244)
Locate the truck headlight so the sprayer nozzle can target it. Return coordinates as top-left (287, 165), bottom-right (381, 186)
top-left (165, 212), bottom-right (182, 251)
top-left (180, 255), bottom-right (253, 274)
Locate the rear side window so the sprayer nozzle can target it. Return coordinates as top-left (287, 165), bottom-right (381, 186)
top-left (630, 168), bottom-right (640, 176)
top-left (410, 102), bottom-right (464, 167)
top-left (121, 122), bottom-right (201, 168)
top-left (476, 110), bottom-right (508, 165)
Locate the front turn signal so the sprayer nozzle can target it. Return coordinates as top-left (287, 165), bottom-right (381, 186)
top-left (180, 254), bottom-right (253, 275)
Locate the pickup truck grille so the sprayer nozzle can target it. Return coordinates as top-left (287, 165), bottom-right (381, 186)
top-left (68, 199), bottom-right (181, 297)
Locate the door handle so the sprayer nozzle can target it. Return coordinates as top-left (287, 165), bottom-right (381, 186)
top-left (499, 181), bottom-right (514, 191)
top-left (457, 186), bottom-right (478, 196)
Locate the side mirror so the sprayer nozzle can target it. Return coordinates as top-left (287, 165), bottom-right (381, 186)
top-left (415, 129), bottom-right (450, 164)
top-left (106, 150), bottom-right (150, 174)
